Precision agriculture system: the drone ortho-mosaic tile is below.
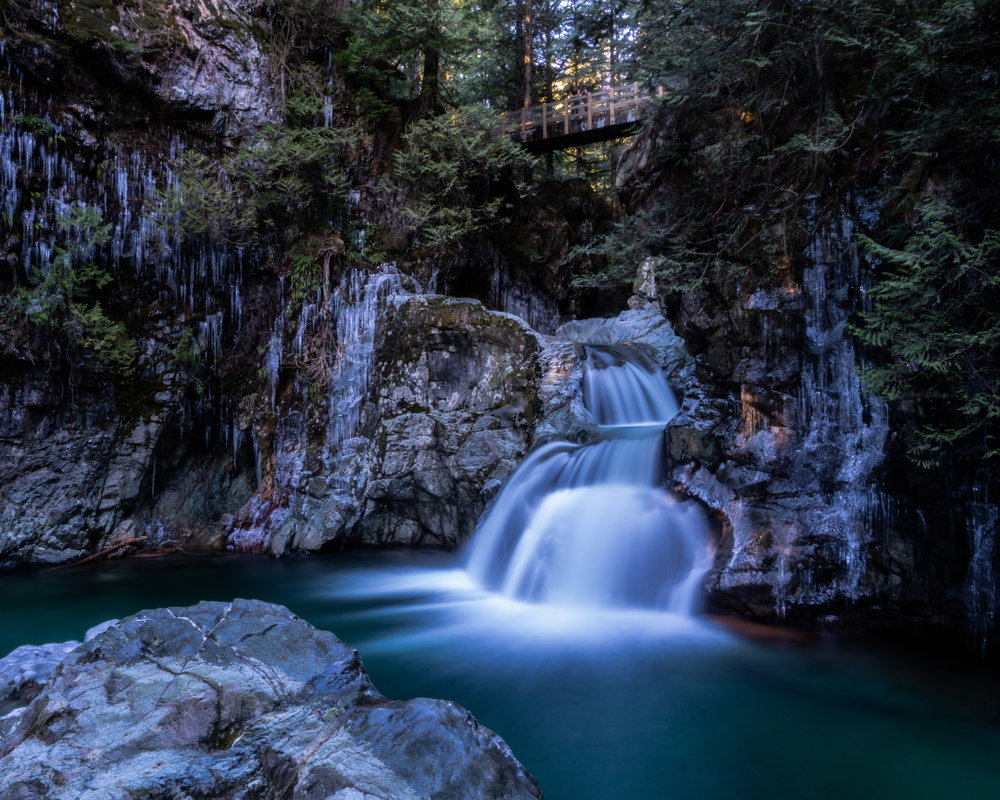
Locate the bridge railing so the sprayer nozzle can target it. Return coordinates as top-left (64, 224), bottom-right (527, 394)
top-left (499, 83), bottom-right (663, 143)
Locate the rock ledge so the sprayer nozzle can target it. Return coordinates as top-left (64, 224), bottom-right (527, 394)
top-left (0, 599), bottom-right (542, 800)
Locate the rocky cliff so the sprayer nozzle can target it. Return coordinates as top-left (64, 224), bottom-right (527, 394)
top-left (617, 119), bottom-right (1000, 652)
top-left (0, 1), bottom-right (601, 566)
top-left (1, 0), bottom-right (288, 566)
top-left (226, 290), bottom-right (691, 557)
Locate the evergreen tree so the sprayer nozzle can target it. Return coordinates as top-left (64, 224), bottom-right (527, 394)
top-left (343, 0), bottom-right (494, 115)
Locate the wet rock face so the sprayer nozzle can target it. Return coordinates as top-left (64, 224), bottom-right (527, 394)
top-left (9, 0), bottom-right (284, 140)
top-left (0, 377), bottom-right (118, 566)
top-left (0, 1), bottom-right (279, 567)
top-left (619, 123), bottom-right (1000, 647)
top-left (356, 297), bottom-right (543, 548)
top-left (0, 371), bottom-right (255, 568)
top-left (0, 600), bottom-right (542, 800)
top-left (616, 123), bottom-right (904, 626)
top-left (239, 295), bottom-right (583, 554)
top-left (0, 642), bottom-right (79, 711)
top-left (0, 375), bottom-right (162, 567)
top-left (657, 212), bottom-right (894, 625)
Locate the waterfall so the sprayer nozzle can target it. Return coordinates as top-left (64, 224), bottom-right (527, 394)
top-left (466, 345), bottom-right (711, 612)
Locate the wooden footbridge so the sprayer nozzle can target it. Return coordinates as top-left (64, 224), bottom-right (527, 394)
top-left (500, 83), bottom-right (663, 152)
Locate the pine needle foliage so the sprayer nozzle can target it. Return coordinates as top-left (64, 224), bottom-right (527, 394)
top-left (852, 198), bottom-right (1000, 462)
top-left (390, 105), bottom-right (534, 252)
top-left (624, 0), bottom-right (1000, 460)
top-left (3, 207), bottom-right (137, 375)
top-left (340, 0), bottom-right (499, 116)
top-left (161, 96), bottom-right (355, 245)
top-left (629, 0), bottom-right (1000, 273)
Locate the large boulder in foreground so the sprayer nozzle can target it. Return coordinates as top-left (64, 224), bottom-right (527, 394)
top-left (0, 600), bottom-right (542, 800)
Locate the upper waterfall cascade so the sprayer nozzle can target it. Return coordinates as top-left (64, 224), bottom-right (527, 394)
top-left (466, 344), bottom-right (711, 611)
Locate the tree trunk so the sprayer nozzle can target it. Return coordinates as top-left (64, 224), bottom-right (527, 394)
top-left (419, 0), bottom-right (440, 116)
top-left (515, 0), bottom-right (525, 105)
top-left (544, 21), bottom-right (552, 102)
top-left (419, 48), bottom-right (440, 114)
top-left (524, 0), bottom-right (533, 107)
top-left (410, 49), bottom-right (421, 99)
top-left (814, 42), bottom-right (842, 118)
top-left (608, 0), bottom-right (616, 87)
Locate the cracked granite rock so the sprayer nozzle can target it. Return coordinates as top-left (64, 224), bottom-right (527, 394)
top-left (0, 600), bottom-right (542, 800)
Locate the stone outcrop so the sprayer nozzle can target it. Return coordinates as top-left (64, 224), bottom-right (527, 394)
top-left (273, 296), bottom-right (547, 553)
top-left (619, 141), bottom-right (900, 626)
top-left (664, 214), bottom-right (893, 623)
top-left (0, 599), bottom-right (542, 800)
top-left (7, 0), bottom-right (285, 142)
top-left (357, 298), bottom-right (541, 548)
top-left (0, 1), bottom-right (286, 567)
top-left (0, 642), bottom-right (79, 711)
top-left (0, 369), bottom-right (256, 568)
top-left (0, 621), bottom-right (116, 710)
top-left (230, 295), bottom-right (577, 554)
top-left (556, 301), bottom-right (692, 395)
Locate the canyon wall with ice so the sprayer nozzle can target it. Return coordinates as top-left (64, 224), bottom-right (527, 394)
top-left (0, 1), bottom-right (609, 566)
top-left (0, 1), bottom-right (279, 565)
top-left (618, 125), bottom-right (1000, 652)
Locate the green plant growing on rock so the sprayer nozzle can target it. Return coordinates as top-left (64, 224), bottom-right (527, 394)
top-left (290, 254), bottom-right (322, 306)
top-left (160, 96), bottom-right (356, 245)
top-left (173, 328), bottom-right (209, 397)
top-left (232, 113), bottom-right (354, 236)
top-left (565, 219), bottom-right (644, 291)
top-left (852, 197), bottom-right (1000, 464)
top-left (341, 220), bottom-right (387, 268)
top-left (8, 206), bottom-right (137, 375)
top-left (159, 150), bottom-right (240, 242)
top-left (174, 328), bottom-right (203, 368)
top-left (11, 113), bottom-right (62, 143)
top-left (390, 105), bottom-right (533, 252)
top-left (626, 0), bottom-right (1000, 283)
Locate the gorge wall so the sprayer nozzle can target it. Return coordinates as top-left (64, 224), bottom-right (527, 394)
top-left (617, 121), bottom-right (1000, 653)
top-left (1, 1), bottom-right (997, 656)
top-left (0, 0), bottom-right (631, 566)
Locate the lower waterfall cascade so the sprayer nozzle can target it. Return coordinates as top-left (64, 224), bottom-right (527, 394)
top-left (465, 344), bottom-right (711, 612)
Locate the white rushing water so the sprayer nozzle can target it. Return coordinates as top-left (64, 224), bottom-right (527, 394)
top-left (466, 345), bottom-right (711, 612)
